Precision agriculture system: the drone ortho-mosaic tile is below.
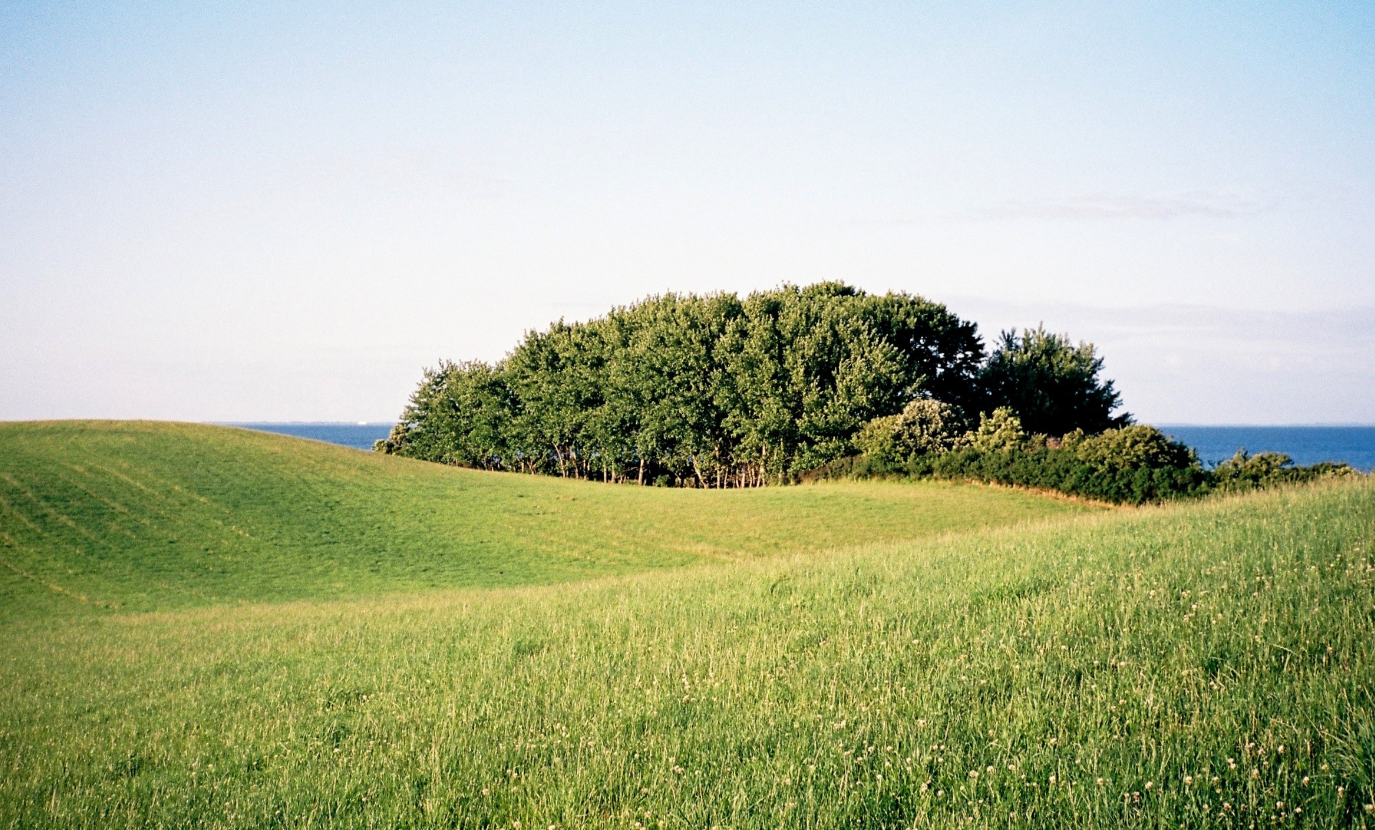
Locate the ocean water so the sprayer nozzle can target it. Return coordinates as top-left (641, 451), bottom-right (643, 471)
top-left (1160, 426), bottom-right (1375, 472)
top-left (229, 422), bottom-right (394, 450)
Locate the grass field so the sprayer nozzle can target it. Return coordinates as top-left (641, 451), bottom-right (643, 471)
top-left (0, 421), bottom-right (1090, 618)
top-left (1, 422), bottom-right (1373, 828)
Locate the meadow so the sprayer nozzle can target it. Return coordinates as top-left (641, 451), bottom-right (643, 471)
top-left (0, 421), bottom-right (1085, 618)
top-left (1, 422), bottom-right (1373, 828)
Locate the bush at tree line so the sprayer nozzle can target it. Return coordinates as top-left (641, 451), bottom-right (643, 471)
top-left (807, 409), bottom-right (1359, 505)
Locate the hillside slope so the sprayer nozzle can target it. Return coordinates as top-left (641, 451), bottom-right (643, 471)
top-left (0, 421), bottom-right (1091, 616)
top-left (0, 479), bottom-right (1370, 827)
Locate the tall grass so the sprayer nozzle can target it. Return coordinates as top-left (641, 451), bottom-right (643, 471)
top-left (2, 479), bottom-right (1372, 828)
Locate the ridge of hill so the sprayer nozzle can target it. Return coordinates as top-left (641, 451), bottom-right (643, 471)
top-left (0, 421), bottom-right (1093, 617)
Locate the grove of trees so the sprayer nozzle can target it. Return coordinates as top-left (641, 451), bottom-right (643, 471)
top-left (378, 282), bottom-right (1128, 486)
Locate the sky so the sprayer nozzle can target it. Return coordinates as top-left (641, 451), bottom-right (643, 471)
top-left (2, 2), bottom-right (1372, 424)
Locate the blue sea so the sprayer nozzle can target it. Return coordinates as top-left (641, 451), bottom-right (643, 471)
top-left (1160, 426), bottom-right (1375, 472)
top-left (228, 423), bottom-right (1375, 472)
top-left (229, 422), bottom-right (394, 451)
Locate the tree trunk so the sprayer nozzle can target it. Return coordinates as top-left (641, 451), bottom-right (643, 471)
top-left (690, 454), bottom-right (706, 489)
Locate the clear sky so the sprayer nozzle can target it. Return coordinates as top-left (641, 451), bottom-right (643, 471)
top-left (2, 2), bottom-right (1372, 423)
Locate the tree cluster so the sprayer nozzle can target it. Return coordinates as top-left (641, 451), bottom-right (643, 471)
top-left (379, 283), bottom-right (1128, 486)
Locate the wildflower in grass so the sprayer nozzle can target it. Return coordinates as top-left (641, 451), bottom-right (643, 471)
top-left (1145, 781), bottom-right (1152, 790)
top-left (1184, 775), bottom-right (1193, 785)
top-left (1302, 776), bottom-right (1309, 785)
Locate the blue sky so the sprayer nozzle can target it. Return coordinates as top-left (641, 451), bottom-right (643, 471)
top-left (2, 2), bottom-right (1372, 422)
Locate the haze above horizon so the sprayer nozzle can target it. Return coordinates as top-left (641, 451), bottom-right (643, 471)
top-left (2, 3), bottom-right (1372, 424)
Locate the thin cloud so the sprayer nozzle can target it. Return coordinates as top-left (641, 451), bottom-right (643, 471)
top-left (963, 191), bottom-right (1268, 221)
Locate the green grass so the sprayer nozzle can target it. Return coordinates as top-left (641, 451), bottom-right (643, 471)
top-left (1, 422), bottom-right (1373, 828)
top-left (0, 421), bottom-right (1090, 618)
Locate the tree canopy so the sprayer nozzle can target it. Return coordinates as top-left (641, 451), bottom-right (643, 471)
top-left (980, 326), bottom-right (1130, 437)
top-left (380, 284), bottom-right (1131, 485)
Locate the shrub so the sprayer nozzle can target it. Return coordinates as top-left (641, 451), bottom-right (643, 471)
top-left (852, 400), bottom-right (968, 465)
top-left (1212, 449), bottom-right (1358, 493)
top-left (813, 423), bottom-right (1210, 504)
top-left (962, 407), bottom-right (1029, 453)
top-left (1062, 424), bottom-right (1198, 471)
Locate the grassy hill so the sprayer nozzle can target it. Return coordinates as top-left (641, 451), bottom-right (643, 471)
top-left (0, 421), bottom-right (1090, 618)
top-left (1, 421), bottom-right (1372, 828)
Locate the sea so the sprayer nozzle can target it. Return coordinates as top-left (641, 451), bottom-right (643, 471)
top-left (228, 423), bottom-right (1375, 473)
top-left (228, 422), bottom-right (394, 451)
top-left (1158, 426), bottom-right (1375, 472)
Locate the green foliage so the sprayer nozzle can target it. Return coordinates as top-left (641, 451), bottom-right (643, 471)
top-left (981, 326), bottom-right (1130, 436)
top-left (964, 406), bottom-right (1029, 453)
top-left (822, 423), bottom-right (1210, 504)
top-left (851, 399), bottom-right (969, 465)
top-left (832, 421), bottom-right (1365, 506)
top-left (1212, 449), bottom-right (1358, 493)
top-left (3, 467), bottom-right (1373, 827)
top-left (1062, 424), bottom-right (1199, 472)
top-left (379, 360), bottom-right (513, 468)
top-left (384, 284), bottom-right (985, 485)
top-left (929, 443), bottom-right (1210, 505)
